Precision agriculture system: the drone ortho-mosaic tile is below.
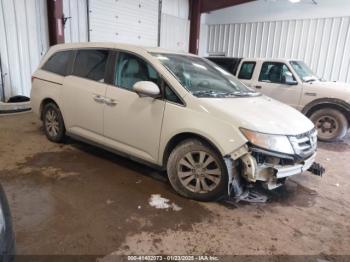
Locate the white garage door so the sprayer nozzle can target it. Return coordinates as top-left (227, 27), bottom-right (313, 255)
top-left (89, 0), bottom-right (159, 47)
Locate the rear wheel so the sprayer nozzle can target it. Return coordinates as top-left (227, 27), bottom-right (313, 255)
top-left (310, 108), bottom-right (348, 142)
top-left (42, 103), bottom-right (66, 143)
top-left (167, 139), bottom-right (228, 201)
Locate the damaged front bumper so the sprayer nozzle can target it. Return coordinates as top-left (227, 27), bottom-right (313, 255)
top-left (227, 145), bottom-right (325, 193)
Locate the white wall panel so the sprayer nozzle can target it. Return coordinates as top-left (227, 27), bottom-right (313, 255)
top-left (0, 0), bottom-right (49, 101)
top-left (63, 0), bottom-right (88, 43)
top-left (160, 13), bottom-right (189, 51)
top-left (162, 0), bottom-right (188, 19)
top-left (89, 0), bottom-right (159, 46)
top-left (207, 17), bottom-right (350, 83)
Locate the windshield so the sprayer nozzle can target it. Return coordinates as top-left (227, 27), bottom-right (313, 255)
top-left (290, 61), bottom-right (319, 82)
top-left (152, 53), bottom-right (259, 98)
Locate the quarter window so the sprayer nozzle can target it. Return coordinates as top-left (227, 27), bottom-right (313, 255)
top-left (164, 84), bottom-right (182, 105)
top-left (42, 50), bottom-right (73, 76)
top-left (115, 52), bottom-right (160, 91)
top-left (259, 62), bottom-right (295, 84)
top-left (238, 62), bottom-right (256, 80)
top-left (72, 49), bottom-right (109, 82)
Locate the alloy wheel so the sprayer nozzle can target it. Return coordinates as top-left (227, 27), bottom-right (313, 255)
top-left (177, 151), bottom-right (222, 193)
top-left (45, 109), bottom-right (60, 137)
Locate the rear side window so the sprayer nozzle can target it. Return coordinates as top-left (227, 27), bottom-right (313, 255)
top-left (238, 62), bottom-right (256, 80)
top-left (72, 49), bottom-right (109, 82)
top-left (42, 50), bottom-right (73, 76)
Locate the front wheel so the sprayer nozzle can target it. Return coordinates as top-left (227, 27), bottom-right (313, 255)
top-left (167, 139), bottom-right (228, 201)
top-left (310, 108), bottom-right (348, 142)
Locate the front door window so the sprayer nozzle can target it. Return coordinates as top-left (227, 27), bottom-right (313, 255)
top-left (259, 62), bottom-right (296, 84)
top-left (115, 52), bottom-right (160, 91)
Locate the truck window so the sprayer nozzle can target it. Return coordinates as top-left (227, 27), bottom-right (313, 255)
top-left (259, 62), bottom-right (295, 84)
top-left (42, 50), bottom-right (73, 76)
top-left (238, 62), bottom-right (256, 80)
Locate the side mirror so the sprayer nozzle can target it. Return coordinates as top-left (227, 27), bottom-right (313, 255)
top-left (133, 81), bottom-right (160, 98)
top-left (282, 73), bottom-right (298, 85)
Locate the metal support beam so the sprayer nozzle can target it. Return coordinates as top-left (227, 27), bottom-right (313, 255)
top-left (157, 0), bottom-right (163, 47)
top-left (47, 0), bottom-right (65, 46)
top-left (201, 0), bottom-right (254, 13)
top-left (0, 55), bottom-right (5, 102)
top-left (189, 0), bottom-right (201, 54)
top-left (188, 0), bottom-right (254, 54)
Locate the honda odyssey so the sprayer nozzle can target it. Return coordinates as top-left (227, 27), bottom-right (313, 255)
top-left (31, 43), bottom-right (321, 201)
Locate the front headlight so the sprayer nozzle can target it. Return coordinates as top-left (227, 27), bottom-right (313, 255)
top-left (240, 128), bottom-right (295, 155)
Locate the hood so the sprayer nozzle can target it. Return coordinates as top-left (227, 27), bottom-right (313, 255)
top-left (303, 81), bottom-right (350, 103)
top-left (199, 95), bottom-right (314, 136)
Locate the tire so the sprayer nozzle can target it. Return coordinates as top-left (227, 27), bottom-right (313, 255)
top-left (42, 102), bottom-right (66, 143)
top-left (310, 108), bottom-right (348, 142)
top-left (167, 139), bottom-right (228, 201)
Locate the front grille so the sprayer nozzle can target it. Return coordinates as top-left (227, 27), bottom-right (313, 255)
top-left (289, 128), bottom-right (317, 158)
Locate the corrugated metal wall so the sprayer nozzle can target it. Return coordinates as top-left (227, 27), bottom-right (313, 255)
top-left (63, 0), bottom-right (88, 43)
top-left (207, 16), bottom-right (350, 83)
top-left (0, 0), bottom-right (49, 101)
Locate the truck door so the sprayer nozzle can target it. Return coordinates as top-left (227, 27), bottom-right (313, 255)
top-left (253, 61), bottom-right (303, 110)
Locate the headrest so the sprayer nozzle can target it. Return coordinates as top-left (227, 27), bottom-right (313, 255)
top-left (125, 59), bottom-right (140, 75)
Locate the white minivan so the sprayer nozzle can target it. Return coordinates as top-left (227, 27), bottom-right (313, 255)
top-left (31, 43), bottom-right (321, 201)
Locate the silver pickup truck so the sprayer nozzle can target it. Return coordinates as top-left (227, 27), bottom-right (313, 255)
top-left (207, 57), bottom-right (350, 142)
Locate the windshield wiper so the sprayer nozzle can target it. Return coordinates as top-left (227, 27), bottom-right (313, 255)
top-left (305, 79), bottom-right (317, 83)
top-left (192, 90), bottom-right (227, 97)
top-left (193, 90), bottom-right (259, 98)
top-left (303, 76), bottom-right (318, 83)
top-left (225, 91), bottom-right (259, 97)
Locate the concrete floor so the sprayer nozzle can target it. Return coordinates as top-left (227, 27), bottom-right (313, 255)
top-left (0, 112), bottom-right (349, 257)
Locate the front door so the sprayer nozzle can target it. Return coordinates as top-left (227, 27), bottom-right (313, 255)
top-left (103, 51), bottom-right (166, 163)
top-left (61, 49), bottom-right (109, 139)
top-left (255, 62), bottom-right (302, 110)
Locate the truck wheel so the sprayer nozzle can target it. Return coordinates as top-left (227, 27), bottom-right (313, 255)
top-left (310, 108), bottom-right (348, 142)
top-left (167, 139), bottom-right (228, 201)
top-left (42, 103), bottom-right (66, 143)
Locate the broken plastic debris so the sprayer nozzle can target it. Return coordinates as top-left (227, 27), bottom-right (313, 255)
top-left (106, 199), bottom-right (114, 205)
top-left (148, 194), bottom-right (182, 211)
top-left (171, 203), bottom-right (182, 211)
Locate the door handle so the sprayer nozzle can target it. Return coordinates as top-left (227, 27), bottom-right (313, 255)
top-left (93, 94), bottom-right (105, 103)
top-left (305, 92), bottom-right (317, 96)
top-left (104, 98), bottom-right (118, 106)
top-left (255, 85), bottom-right (262, 89)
